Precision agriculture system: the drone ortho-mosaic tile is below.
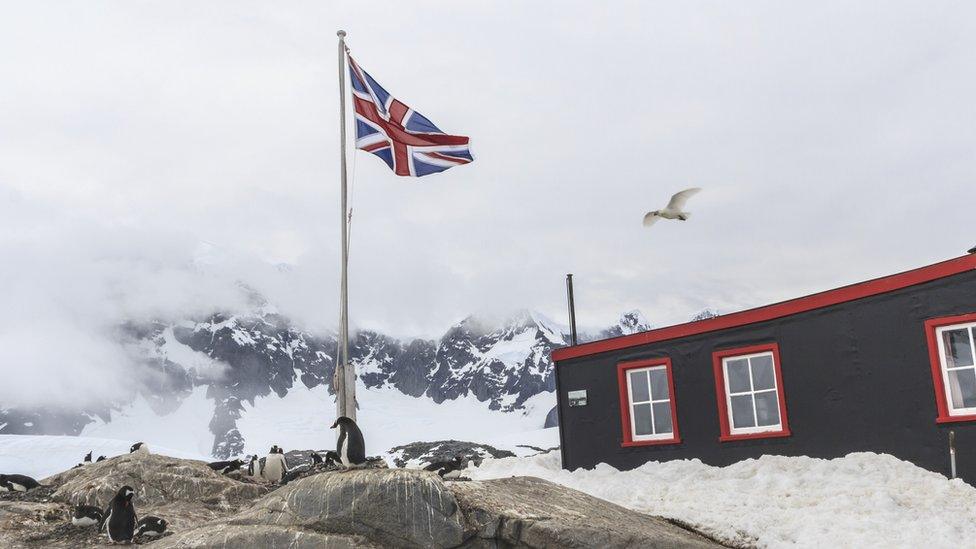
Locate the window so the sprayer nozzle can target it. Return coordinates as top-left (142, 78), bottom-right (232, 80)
top-left (712, 343), bottom-right (791, 441)
top-left (925, 313), bottom-right (976, 423)
top-left (617, 358), bottom-right (680, 446)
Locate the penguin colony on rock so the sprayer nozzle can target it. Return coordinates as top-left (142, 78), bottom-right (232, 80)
top-left (61, 444), bottom-right (169, 542)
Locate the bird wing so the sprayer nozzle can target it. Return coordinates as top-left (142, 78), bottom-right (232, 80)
top-left (642, 212), bottom-right (660, 227)
top-left (666, 187), bottom-right (701, 211)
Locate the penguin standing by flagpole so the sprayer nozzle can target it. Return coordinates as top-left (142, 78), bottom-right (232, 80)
top-left (331, 416), bottom-right (367, 469)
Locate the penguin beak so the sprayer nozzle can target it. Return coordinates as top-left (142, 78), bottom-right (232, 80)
top-left (330, 419), bottom-right (339, 429)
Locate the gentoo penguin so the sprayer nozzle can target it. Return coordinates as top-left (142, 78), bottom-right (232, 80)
top-left (280, 466), bottom-right (308, 485)
top-left (71, 504), bottom-right (103, 527)
top-left (103, 485), bottom-right (137, 544)
top-left (206, 459), bottom-right (243, 475)
top-left (135, 516), bottom-right (168, 537)
top-left (423, 455), bottom-right (467, 479)
top-left (0, 474), bottom-right (41, 492)
top-left (323, 450), bottom-right (341, 468)
top-left (310, 451), bottom-right (323, 465)
top-left (245, 455), bottom-right (259, 478)
top-left (262, 446), bottom-right (288, 483)
top-left (83, 451), bottom-right (93, 465)
top-left (129, 442), bottom-right (149, 454)
top-left (331, 416), bottom-right (367, 468)
top-left (96, 455), bottom-right (106, 462)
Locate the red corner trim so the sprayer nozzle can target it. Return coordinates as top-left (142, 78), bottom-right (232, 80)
top-left (617, 358), bottom-right (681, 447)
top-left (924, 312), bottom-right (976, 424)
top-left (553, 254), bottom-right (976, 363)
top-left (712, 343), bottom-right (791, 442)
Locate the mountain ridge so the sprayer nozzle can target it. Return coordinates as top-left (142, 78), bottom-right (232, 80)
top-left (0, 306), bottom-right (654, 458)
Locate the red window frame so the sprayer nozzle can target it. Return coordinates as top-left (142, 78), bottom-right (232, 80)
top-left (712, 343), bottom-right (791, 442)
top-left (617, 358), bottom-right (681, 447)
top-left (925, 312), bottom-right (976, 424)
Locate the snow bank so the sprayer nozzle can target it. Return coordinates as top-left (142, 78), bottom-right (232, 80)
top-left (470, 452), bottom-right (976, 549)
top-left (0, 435), bottom-right (209, 480)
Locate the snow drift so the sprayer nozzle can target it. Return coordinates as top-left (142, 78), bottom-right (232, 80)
top-left (470, 451), bottom-right (976, 549)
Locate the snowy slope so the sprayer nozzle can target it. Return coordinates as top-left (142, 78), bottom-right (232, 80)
top-left (80, 386), bottom-right (216, 457)
top-left (234, 384), bottom-right (554, 457)
top-left (0, 435), bottom-right (209, 480)
top-left (470, 451), bottom-right (976, 549)
top-left (70, 376), bottom-right (555, 459)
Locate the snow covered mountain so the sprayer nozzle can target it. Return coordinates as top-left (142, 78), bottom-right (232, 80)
top-left (0, 306), bottom-right (651, 458)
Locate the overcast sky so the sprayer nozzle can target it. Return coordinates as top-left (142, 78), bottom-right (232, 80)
top-left (1, 2), bottom-right (974, 404)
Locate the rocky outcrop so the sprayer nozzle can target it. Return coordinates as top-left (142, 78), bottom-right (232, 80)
top-left (156, 468), bottom-right (720, 549)
top-left (0, 452), bottom-right (272, 548)
top-left (47, 452), bottom-right (268, 508)
top-left (388, 440), bottom-right (516, 468)
top-left (2, 456), bottom-right (721, 548)
top-left (452, 476), bottom-right (717, 548)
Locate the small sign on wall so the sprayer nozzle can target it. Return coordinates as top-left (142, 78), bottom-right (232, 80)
top-left (568, 390), bottom-right (588, 407)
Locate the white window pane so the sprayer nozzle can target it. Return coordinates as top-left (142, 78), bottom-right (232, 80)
top-left (754, 391), bottom-right (781, 426)
top-left (751, 355), bottom-right (776, 391)
top-left (943, 329), bottom-right (975, 368)
top-left (630, 370), bottom-right (650, 402)
top-left (633, 403), bottom-right (653, 435)
top-left (947, 368), bottom-right (976, 409)
top-left (727, 359), bottom-right (751, 393)
top-left (649, 368), bottom-right (669, 400)
top-left (652, 402), bottom-right (673, 434)
top-left (730, 394), bottom-right (756, 428)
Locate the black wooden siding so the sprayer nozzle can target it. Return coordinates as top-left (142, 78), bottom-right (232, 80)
top-left (555, 270), bottom-right (976, 483)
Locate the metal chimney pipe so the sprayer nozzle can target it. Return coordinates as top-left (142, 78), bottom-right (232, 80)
top-left (950, 430), bottom-right (957, 479)
top-left (566, 274), bottom-right (578, 346)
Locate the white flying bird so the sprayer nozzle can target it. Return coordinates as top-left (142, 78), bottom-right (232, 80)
top-left (642, 188), bottom-right (701, 227)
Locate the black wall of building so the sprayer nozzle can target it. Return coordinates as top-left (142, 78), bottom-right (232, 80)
top-left (556, 270), bottom-right (976, 483)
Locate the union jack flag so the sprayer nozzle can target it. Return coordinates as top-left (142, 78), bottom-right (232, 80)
top-left (348, 55), bottom-right (473, 177)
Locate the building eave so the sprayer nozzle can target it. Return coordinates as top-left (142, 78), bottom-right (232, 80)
top-left (552, 254), bottom-right (976, 363)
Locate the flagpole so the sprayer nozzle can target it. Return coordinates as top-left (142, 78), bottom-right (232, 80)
top-left (335, 29), bottom-right (356, 421)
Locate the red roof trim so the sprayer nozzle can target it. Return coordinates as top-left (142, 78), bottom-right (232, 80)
top-left (553, 254), bottom-right (976, 362)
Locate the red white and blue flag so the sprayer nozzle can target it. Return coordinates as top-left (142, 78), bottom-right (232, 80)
top-left (348, 55), bottom-right (473, 177)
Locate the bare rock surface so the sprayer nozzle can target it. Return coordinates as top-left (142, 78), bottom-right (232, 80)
top-left (157, 467), bottom-right (723, 549)
top-left (451, 476), bottom-right (719, 548)
top-left (48, 452), bottom-right (268, 508)
top-left (2, 455), bottom-right (724, 548)
top-left (158, 468), bottom-right (466, 548)
top-left (0, 453), bottom-right (272, 547)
